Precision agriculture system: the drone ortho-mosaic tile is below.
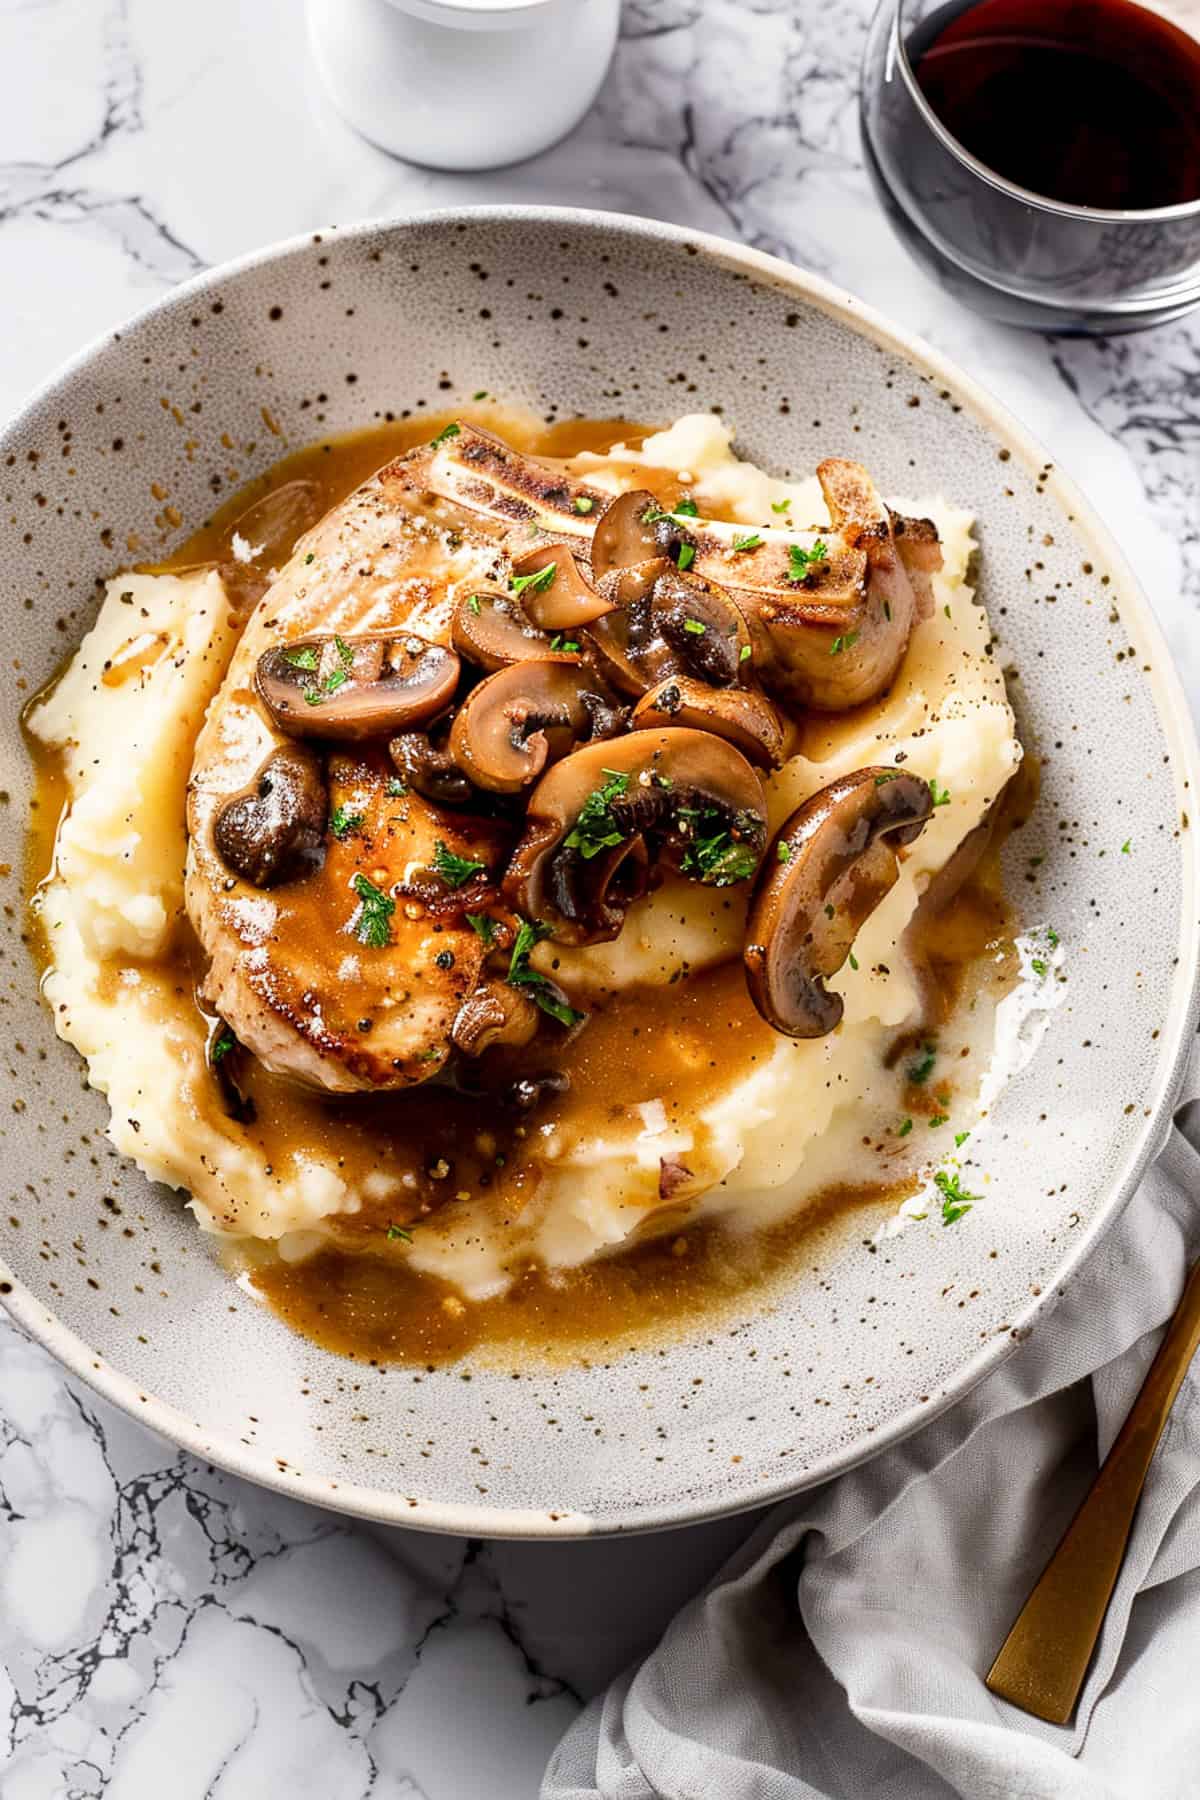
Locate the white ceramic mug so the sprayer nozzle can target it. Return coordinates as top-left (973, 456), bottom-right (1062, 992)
top-left (308, 0), bottom-right (621, 171)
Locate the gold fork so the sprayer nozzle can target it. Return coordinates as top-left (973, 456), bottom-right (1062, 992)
top-left (986, 1256), bottom-right (1200, 1724)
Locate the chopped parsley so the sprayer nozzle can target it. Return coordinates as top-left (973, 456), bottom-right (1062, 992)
top-left (897, 1117), bottom-right (913, 1137)
top-left (304, 552), bottom-right (315, 565)
top-left (351, 873), bottom-right (394, 948)
top-left (510, 561), bottom-right (557, 600)
top-left (675, 496), bottom-right (699, 516)
top-left (954, 1131), bottom-right (970, 1148)
top-left (875, 771), bottom-right (900, 786)
top-left (771, 498), bottom-right (792, 514)
top-left (1047, 927), bottom-right (1060, 949)
top-left (211, 1026), bottom-right (235, 1064)
top-left (908, 1043), bottom-right (937, 1085)
top-left (677, 544), bottom-right (696, 572)
top-left (683, 617), bottom-right (706, 636)
top-left (929, 779), bottom-right (951, 808)
top-left (564, 770), bottom-right (630, 859)
top-left (732, 532), bottom-right (763, 552)
top-left (573, 496), bottom-right (595, 515)
top-left (739, 643), bottom-right (753, 663)
top-left (777, 841), bottom-right (792, 863)
top-left (929, 1112), bottom-right (949, 1128)
top-left (284, 645), bottom-right (318, 671)
top-left (431, 422), bottom-right (461, 448)
top-left (466, 913), bottom-right (497, 947)
top-left (473, 389), bottom-right (489, 401)
top-left (1031, 957), bottom-right (1048, 978)
top-left (386, 777), bottom-right (407, 797)
top-left (934, 1167), bottom-right (979, 1225)
top-left (549, 634), bottom-right (580, 653)
top-left (507, 917), bottom-right (585, 1027)
top-left (467, 593), bottom-right (482, 615)
top-left (679, 806), bottom-right (761, 887)
top-left (433, 840), bottom-right (486, 888)
top-left (829, 631), bottom-right (859, 656)
top-left (387, 1222), bottom-right (414, 1243)
top-left (1121, 838), bottom-right (1131, 854)
top-left (330, 805), bottom-right (365, 842)
top-left (788, 539), bottom-right (828, 582)
top-left (848, 951), bottom-right (859, 971)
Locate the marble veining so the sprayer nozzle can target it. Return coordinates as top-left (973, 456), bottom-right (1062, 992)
top-left (1, 0), bottom-right (1196, 1793)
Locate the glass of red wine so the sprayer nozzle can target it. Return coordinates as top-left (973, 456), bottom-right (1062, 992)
top-left (861, 0), bottom-right (1200, 331)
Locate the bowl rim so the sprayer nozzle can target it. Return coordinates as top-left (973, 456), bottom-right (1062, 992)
top-left (3, 203), bottom-right (1198, 1539)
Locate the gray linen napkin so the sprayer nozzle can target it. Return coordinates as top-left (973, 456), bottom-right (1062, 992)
top-left (543, 1056), bottom-right (1200, 1800)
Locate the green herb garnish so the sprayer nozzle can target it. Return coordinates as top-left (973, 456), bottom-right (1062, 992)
top-left (777, 841), bottom-right (792, 863)
top-left (771, 498), bottom-right (792, 514)
top-left (934, 1167), bottom-right (979, 1225)
top-left (467, 594), bottom-right (482, 615)
top-left (507, 917), bottom-right (585, 1027)
top-left (683, 618), bottom-right (706, 636)
top-left (211, 1026), bottom-right (235, 1064)
top-left (284, 645), bottom-right (318, 671)
top-left (431, 422), bottom-right (461, 448)
top-left (573, 496), bottom-right (595, 515)
top-left (387, 1222), bottom-right (414, 1243)
top-left (929, 1113), bottom-right (949, 1128)
top-left (1121, 839), bottom-right (1131, 854)
top-left (1031, 957), bottom-right (1048, 978)
top-left (510, 562), bottom-right (557, 600)
top-left (829, 631), bottom-right (859, 656)
top-left (732, 532), bottom-right (763, 552)
top-left (929, 779), bottom-right (951, 808)
top-left (674, 496), bottom-right (699, 516)
top-left (351, 873), bottom-right (395, 948)
top-left (677, 544), bottom-right (696, 572)
top-left (788, 539), bottom-right (828, 582)
top-left (908, 1043), bottom-right (937, 1085)
top-left (563, 770), bottom-right (630, 860)
top-left (875, 772), bottom-right (900, 786)
top-left (897, 1117), bottom-right (913, 1137)
top-left (549, 634), bottom-right (580, 653)
top-left (739, 644), bottom-right (752, 663)
top-left (386, 778), bottom-right (407, 797)
top-left (848, 951), bottom-right (859, 971)
top-left (466, 913), bottom-right (497, 947)
top-left (433, 840), bottom-right (486, 888)
top-left (473, 390), bottom-right (489, 401)
top-left (679, 806), bottom-right (761, 887)
top-left (330, 805), bottom-right (365, 842)
top-left (954, 1131), bottom-right (970, 1148)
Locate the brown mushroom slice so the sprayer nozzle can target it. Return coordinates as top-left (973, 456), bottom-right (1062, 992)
top-left (590, 489), bottom-right (697, 582)
top-left (588, 564), bottom-right (752, 698)
top-left (388, 730), bottom-right (475, 808)
top-left (451, 981), bottom-right (540, 1055)
top-left (504, 728), bottom-right (767, 945)
top-left (257, 633), bottom-right (460, 740)
top-left (449, 660), bottom-right (625, 795)
top-left (633, 676), bottom-right (785, 768)
top-left (744, 767), bottom-right (933, 1038)
top-left (213, 742), bottom-right (328, 888)
top-left (451, 589), bottom-right (574, 673)
top-left (509, 543), bottom-right (614, 630)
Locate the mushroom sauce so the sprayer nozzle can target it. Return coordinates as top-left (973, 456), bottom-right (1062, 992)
top-left (24, 410), bottom-right (1027, 1367)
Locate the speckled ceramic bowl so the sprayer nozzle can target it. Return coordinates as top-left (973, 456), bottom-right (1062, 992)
top-left (1, 209), bottom-right (1197, 1536)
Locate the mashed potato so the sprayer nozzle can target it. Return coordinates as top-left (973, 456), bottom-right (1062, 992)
top-left (28, 418), bottom-right (1021, 1299)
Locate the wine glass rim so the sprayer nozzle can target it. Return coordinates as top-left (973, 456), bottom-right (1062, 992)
top-left (891, 0), bottom-right (1200, 225)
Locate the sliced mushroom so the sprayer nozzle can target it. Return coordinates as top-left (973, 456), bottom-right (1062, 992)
top-left (452, 981), bottom-right (540, 1055)
top-left (743, 767), bottom-right (933, 1038)
top-left (633, 676), bottom-right (785, 768)
top-left (508, 543), bottom-right (614, 630)
top-left (213, 742), bottom-right (328, 888)
top-left (591, 489), bottom-right (695, 581)
top-left (452, 589), bottom-right (574, 673)
top-left (257, 633), bottom-right (459, 740)
top-left (505, 728), bottom-right (767, 944)
top-left (589, 564), bottom-right (753, 697)
top-left (449, 660), bottom-right (626, 794)
top-left (389, 729), bottom-right (474, 808)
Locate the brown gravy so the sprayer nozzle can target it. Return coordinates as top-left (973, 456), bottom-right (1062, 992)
top-left (24, 411), bottom-right (1023, 1368)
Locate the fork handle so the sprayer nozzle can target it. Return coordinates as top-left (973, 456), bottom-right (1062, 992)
top-left (986, 1256), bottom-right (1200, 1724)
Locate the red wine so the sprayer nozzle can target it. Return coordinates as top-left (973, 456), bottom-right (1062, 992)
top-left (911, 0), bottom-right (1200, 210)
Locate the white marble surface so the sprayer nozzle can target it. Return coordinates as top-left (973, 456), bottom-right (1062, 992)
top-left (1, 1), bottom-right (1197, 1794)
